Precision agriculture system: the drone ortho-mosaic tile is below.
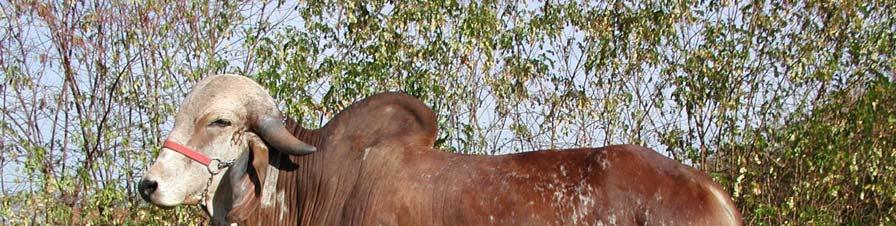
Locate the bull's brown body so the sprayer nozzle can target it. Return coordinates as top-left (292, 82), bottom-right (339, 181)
top-left (236, 92), bottom-right (740, 226)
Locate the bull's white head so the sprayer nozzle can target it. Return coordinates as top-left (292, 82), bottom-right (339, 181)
top-left (139, 74), bottom-right (315, 223)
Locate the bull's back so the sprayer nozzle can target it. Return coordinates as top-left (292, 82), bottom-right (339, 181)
top-left (443, 144), bottom-right (740, 225)
top-left (582, 145), bottom-right (741, 225)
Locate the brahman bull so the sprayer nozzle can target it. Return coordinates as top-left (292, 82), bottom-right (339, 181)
top-left (139, 74), bottom-right (742, 225)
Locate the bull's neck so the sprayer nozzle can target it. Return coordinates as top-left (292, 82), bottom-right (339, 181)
top-left (253, 97), bottom-right (440, 225)
top-left (260, 118), bottom-right (362, 225)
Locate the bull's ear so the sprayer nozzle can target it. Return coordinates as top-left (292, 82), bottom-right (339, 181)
top-left (226, 134), bottom-right (269, 223)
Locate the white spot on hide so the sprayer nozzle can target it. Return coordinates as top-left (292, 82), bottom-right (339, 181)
top-left (363, 148), bottom-right (371, 160)
top-left (600, 158), bottom-right (610, 169)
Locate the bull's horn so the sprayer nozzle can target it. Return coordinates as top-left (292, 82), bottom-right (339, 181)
top-left (254, 116), bottom-right (316, 155)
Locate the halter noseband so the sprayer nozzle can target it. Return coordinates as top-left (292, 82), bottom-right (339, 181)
top-left (163, 140), bottom-right (212, 166)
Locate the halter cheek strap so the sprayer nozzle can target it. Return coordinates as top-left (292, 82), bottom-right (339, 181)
top-left (163, 140), bottom-right (212, 166)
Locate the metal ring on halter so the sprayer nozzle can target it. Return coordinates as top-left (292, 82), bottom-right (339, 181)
top-left (207, 158), bottom-right (235, 175)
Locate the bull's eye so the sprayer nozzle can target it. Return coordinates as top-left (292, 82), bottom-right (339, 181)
top-left (210, 119), bottom-right (231, 127)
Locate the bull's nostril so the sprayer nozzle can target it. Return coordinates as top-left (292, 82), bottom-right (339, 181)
top-left (138, 179), bottom-right (158, 201)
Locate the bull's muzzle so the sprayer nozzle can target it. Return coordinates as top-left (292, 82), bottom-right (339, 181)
top-left (138, 179), bottom-right (158, 202)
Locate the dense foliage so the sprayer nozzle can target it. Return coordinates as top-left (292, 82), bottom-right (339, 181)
top-left (0, 0), bottom-right (893, 225)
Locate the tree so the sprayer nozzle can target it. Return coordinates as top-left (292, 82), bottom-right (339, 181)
top-left (1, 0), bottom-right (893, 224)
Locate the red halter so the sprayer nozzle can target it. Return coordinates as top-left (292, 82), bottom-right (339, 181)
top-left (163, 140), bottom-right (212, 166)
